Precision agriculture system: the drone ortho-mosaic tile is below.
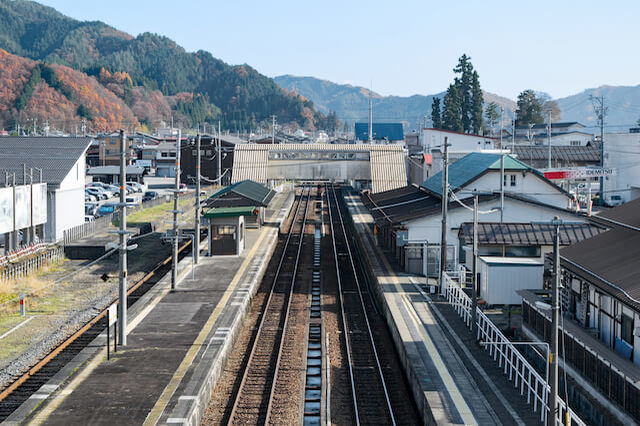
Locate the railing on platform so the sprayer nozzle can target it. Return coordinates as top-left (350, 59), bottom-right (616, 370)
top-left (442, 272), bottom-right (585, 425)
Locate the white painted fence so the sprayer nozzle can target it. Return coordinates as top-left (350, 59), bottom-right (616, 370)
top-left (442, 272), bottom-right (585, 425)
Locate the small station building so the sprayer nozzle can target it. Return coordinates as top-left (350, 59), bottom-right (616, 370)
top-left (203, 180), bottom-right (275, 255)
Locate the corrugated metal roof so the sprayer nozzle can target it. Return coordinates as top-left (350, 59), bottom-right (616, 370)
top-left (422, 152), bottom-right (529, 197)
top-left (458, 222), bottom-right (606, 246)
top-left (355, 123), bottom-right (404, 141)
top-left (206, 180), bottom-right (274, 207)
top-left (513, 145), bottom-right (600, 162)
top-left (203, 205), bottom-right (256, 218)
top-left (0, 137), bottom-right (91, 185)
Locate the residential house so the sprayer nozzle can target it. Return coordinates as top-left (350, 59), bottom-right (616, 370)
top-left (602, 131), bottom-right (640, 205)
top-left (512, 143), bottom-right (601, 170)
top-left (97, 132), bottom-right (135, 166)
top-left (0, 137), bottom-right (91, 242)
top-left (515, 122), bottom-right (592, 146)
top-left (422, 128), bottom-right (497, 152)
top-left (520, 198), bottom-right (640, 424)
top-left (86, 165), bottom-right (145, 185)
top-left (362, 152), bottom-right (588, 278)
top-left (179, 135), bottom-right (239, 187)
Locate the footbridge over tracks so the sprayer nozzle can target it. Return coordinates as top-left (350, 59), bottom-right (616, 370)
top-left (231, 143), bottom-right (407, 193)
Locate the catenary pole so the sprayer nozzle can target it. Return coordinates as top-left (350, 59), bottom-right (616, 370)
top-left (194, 134), bottom-right (201, 264)
top-left (547, 112), bottom-right (552, 169)
top-left (171, 129), bottom-right (182, 290)
top-left (440, 136), bottom-right (449, 292)
top-left (471, 193), bottom-right (478, 333)
top-left (548, 217), bottom-right (561, 426)
top-left (218, 121), bottom-right (222, 184)
top-left (118, 129), bottom-right (128, 346)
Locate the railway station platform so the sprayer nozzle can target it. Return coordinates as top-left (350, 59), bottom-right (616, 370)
top-left (344, 189), bottom-right (539, 425)
top-left (6, 191), bottom-right (295, 426)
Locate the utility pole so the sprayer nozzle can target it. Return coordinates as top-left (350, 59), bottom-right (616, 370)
top-left (511, 114), bottom-right (516, 152)
top-left (171, 129), bottom-right (182, 290)
top-left (499, 107), bottom-right (504, 149)
top-left (440, 137), bottom-right (449, 293)
top-left (471, 193), bottom-right (478, 333)
top-left (590, 95), bottom-right (607, 206)
top-left (271, 115), bottom-right (276, 144)
top-left (547, 111), bottom-right (552, 169)
top-left (500, 152), bottom-right (504, 223)
top-left (194, 134), bottom-right (201, 264)
top-left (548, 217), bottom-right (561, 426)
top-left (118, 129), bottom-right (128, 346)
top-left (218, 121), bottom-right (222, 184)
top-left (368, 87), bottom-right (373, 144)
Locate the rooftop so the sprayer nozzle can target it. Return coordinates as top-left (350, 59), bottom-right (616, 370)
top-left (458, 222), bottom-right (606, 247)
top-left (203, 206), bottom-right (257, 218)
top-left (87, 166), bottom-right (145, 175)
top-left (355, 123), bottom-right (404, 141)
top-left (512, 145), bottom-right (600, 163)
top-left (0, 136), bottom-right (92, 185)
top-left (204, 179), bottom-right (275, 208)
top-left (421, 152), bottom-right (530, 197)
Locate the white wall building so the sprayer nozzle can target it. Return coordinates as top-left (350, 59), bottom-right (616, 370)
top-left (602, 132), bottom-right (640, 205)
top-left (0, 137), bottom-right (91, 242)
top-left (422, 128), bottom-right (497, 152)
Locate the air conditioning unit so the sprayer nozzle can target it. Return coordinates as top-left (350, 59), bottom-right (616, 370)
top-left (633, 327), bottom-right (640, 337)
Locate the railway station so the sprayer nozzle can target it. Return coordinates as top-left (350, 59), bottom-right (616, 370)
top-left (1, 146), bottom-right (593, 425)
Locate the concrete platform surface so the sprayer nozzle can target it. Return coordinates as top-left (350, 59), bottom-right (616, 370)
top-left (344, 189), bottom-right (538, 426)
top-left (10, 190), bottom-right (294, 426)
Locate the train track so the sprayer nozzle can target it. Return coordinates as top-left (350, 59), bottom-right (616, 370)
top-left (326, 183), bottom-right (396, 425)
top-left (0, 239), bottom-right (192, 421)
top-left (228, 187), bottom-right (312, 424)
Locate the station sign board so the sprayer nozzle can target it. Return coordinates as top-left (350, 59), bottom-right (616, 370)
top-left (543, 167), bottom-right (616, 180)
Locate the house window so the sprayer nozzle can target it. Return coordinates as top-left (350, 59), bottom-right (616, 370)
top-left (192, 150), bottom-right (197, 156)
top-left (510, 175), bottom-right (516, 187)
top-left (503, 175), bottom-right (507, 187)
top-left (622, 314), bottom-right (633, 344)
top-left (161, 152), bottom-right (168, 158)
top-left (570, 141), bottom-right (581, 146)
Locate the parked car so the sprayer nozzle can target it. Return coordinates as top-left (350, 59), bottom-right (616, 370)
top-left (86, 187), bottom-right (107, 200)
top-left (85, 192), bottom-right (97, 202)
top-left (142, 191), bottom-right (158, 202)
top-left (97, 203), bottom-right (117, 217)
top-left (85, 202), bottom-right (98, 216)
top-left (127, 181), bottom-right (143, 192)
top-left (84, 215), bottom-right (95, 222)
top-left (179, 183), bottom-right (188, 193)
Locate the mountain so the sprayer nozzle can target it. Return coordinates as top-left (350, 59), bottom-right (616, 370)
top-left (275, 75), bottom-right (640, 133)
top-left (557, 85), bottom-right (640, 132)
top-left (0, 0), bottom-right (325, 131)
top-left (274, 75), bottom-right (517, 129)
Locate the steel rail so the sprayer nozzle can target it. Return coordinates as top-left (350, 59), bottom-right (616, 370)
top-left (228, 186), bottom-right (310, 424)
top-left (0, 239), bottom-right (192, 405)
top-left (327, 184), bottom-right (396, 426)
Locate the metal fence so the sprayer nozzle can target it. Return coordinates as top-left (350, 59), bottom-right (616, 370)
top-left (523, 299), bottom-right (640, 422)
top-left (442, 273), bottom-right (585, 425)
top-left (0, 245), bottom-right (64, 283)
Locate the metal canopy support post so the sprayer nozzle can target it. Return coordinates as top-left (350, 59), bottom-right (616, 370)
top-left (439, 136), bottom-right (449, 293)
top-left (118, 129), bottom-right (128, 346)
top-left (548, 217), bottom-right (561, 426)
top-left (194, 134), bottom-right (201, 264)
top-left (471, 193), bottom-right (478, 334)
top-left (172, 129), bottom-right (182, 290)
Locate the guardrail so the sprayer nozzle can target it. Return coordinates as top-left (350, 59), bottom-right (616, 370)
top-left (442, 272), bottom-right (585, 425)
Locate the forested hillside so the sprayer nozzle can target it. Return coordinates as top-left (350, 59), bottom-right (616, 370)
top-left (0, 0), bottom-right (325, 131)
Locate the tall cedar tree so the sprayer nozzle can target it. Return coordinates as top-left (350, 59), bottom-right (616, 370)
top-left (471, 70), bottom-right (483, 134)
top-left (443, 54), bottom-right (483, 133)
top-left (431, 97), bottom-right (442, 129)
top-left (442, 83), bottom-right (463, 132)
top-left (516, 89), bottom-right (544, 127)
top-left (484, 101), bottom-right (500, 135)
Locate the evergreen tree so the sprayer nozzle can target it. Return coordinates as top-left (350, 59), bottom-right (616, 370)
top-left (484, 101), bottom-right (500, 135)
top-left (471, 70), bottom-right (484, 134)
top-left (442, 84), bottom-right (463, 132)
top-left (454, 54), bottom-right (473, 133)
top-left (431, 97), bottom-right (442, 129)
top-left (516, 89), bottom-right (544, 127)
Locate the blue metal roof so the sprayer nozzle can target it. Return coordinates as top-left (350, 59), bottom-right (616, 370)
top-left (421, 152), bottom-right (530, 197)
top-left (355, 123), bottom-right (404, 141)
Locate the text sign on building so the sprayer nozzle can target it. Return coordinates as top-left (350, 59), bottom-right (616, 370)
top-left (543, 167), bottom-right (616, 180)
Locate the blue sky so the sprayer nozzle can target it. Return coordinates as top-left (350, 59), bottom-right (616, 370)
top-left (38, 0), bottom-right (640, 100)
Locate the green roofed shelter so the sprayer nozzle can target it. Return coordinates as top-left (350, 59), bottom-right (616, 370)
top-left (421, 152), bottom-right (530, 197)
top-left (204, 179), bottom-right (274, 209)
top-left (203, 206), bottom-right (257, 218)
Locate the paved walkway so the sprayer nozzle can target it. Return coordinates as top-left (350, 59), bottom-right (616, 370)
top-left (8, 191), bottom-right (294, 426)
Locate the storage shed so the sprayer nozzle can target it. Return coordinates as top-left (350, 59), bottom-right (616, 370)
top-left (478, 256), bottom-right (544, 305)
